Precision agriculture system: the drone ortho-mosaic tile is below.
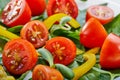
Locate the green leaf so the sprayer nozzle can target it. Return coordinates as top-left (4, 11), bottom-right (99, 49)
top-left (104, 14), bottom-right (120, 36)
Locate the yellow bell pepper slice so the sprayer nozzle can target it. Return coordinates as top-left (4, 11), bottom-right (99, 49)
top-left (0, 26), bottom-right (20, 40)
top-left (44, 13), bottom-right (80, 30)
top-left (72, 47), bottom-right (100, 80)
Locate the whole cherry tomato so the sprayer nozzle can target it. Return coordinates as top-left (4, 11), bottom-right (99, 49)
top-left (86, 5), bottom-right (114, 24)
top-left (2, 0), bottom-right (31, 27)
top-left (80, 18), bottom-right (108, 48)
top-left (2, 38), bottom-right (38, 75)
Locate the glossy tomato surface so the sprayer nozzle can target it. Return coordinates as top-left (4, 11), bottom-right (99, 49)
top-left (100, 33), bottom-right (120, 69)
top-left (47, 0), bottom-right (78, 19)
top-left (86, 5), bottom-right (114, 24)
top-left (2, 0), bottom-right (31, 27)
top-left (2, 38), bottom-right (38, 75)
top-left (32, 65), bottom-right (64, 80)
top-left (20, 20), bottom-right (48, 48)
top-left (45, 37), bottom-right (76, 65)
top-left (26, 0), bottom-right (46, 16)
top-left (80, 18), bottom-right (108, 48)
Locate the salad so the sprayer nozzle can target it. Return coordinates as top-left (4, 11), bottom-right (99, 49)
top-left (0, 0), bottom-right (120, 80)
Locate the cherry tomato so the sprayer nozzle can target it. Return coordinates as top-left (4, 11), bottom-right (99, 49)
top-left (86, 5), bottom-right (114, 24)
top-left (44, 37), bottom-right (76, 65)
top-left (100, 33), bottom-right (120, 69)
top-left (1, 0), bottom-right (31, 27)
top-left (20, 20), bottom-right (49, 48)
top-left (2, 38), bottom-right (38, 75)
top-left (46, 0), bottom-right (78, 19)
top-left (80, 18), bottom-right (108, 48)
top-left (26, 0), bottom-right (46, 16)
top-left (32, 64), bottom-right (64, 80)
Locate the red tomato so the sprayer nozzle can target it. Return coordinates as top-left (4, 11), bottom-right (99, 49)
top-left (46, 0), bottom-right (78, 19)
top-left (32, 64), bottom-right (64, 80)
top-left (2, 38), bottom-right (38, 75)
top-left (80, 18), bottom-right (108, 48)
top-left (26, 0), bottom-right (46, 16)
top-left (86, 5), bottom-right (114, 24)
top-left (20, 20), bottom-right (49, 48)
top-left (100, 33), bottom-right (120, 69)
top-left (44, 37), bottom-right (76, 65)
top-left (1, 0), bottom-right (31, 27)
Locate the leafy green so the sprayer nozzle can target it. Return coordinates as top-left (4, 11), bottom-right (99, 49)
top-left (104, 14), bottom-right (120, 36)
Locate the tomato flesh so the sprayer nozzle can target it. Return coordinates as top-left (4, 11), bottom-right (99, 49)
top-left (45, 37), bottom-right (76, 65)
top-left (20, 20), bottom-right (48, 48)
top-left (2, 0), bottom-right (31, 27)
top-left (32, 65), bottom-right (64, 80)
top-left (47, 0), bottom-right (78, 19)
top-left (2, 39), bottom-right (38, 75)
top-left (86, 5), bottom-right (114, 24)
top-left (100, 33), bottom-right (120, 69)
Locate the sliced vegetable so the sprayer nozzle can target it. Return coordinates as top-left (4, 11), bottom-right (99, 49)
top-left (32, 64), bottom-right (64, 80)
top-left (86, 5), bottom-right (114, 24)
top-left (72, 47), bottom-right (99, 80)
top-left (80, 18), bottom-right (108, 48)
top-left (45, 37), bottom-right (76, 65)
top-left (43, 13), bottom-right (80, 30)
top-left (20, 20), bottom-right (48, 48)
top-left (1, 0), bottom-right (31, 27)
top-left (0, 26), bottom-right (20, 39)
top-left (26, 0), bottom-right (46, 16)
top-left (100, 33), bottom-right (120, 69)
top-left (46, 0), bottom-right (78, 19)
top-left (2, 38), bottom-right (38, 75)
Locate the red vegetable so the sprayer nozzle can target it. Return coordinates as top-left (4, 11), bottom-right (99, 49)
top-left (45, 37), bottom-right (76, 65)
top-left (80, 18), bottom-right (108, 48)
top-left (26, 0), bottom-right (46, 16)
top-left (20, 20), bottom-right (49, 48)
top-left (2, 38), bottom-right (38, 75)
top-left (47, 0), bottom-right (78, 19)
top-left (2, 0), bottom-right (31, 27)
top-left (100, 33), bottom-right (120, 69)
top-left (86, 5), bottom-right (114, 24)
top-left (32, 64), bottom-right (64, 80)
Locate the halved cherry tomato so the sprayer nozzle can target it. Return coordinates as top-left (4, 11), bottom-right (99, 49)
top-left (86, 5), bottom-right (114, 24)
top-left (100, 33), bottom-right (120, 69)
top-left (26, 0), bottom-right (46, 16)
top-left (44, 37), bottom-right (76, 65)
top-left (32, 64), bottom-right (64, 80)
top-left (2, 38), bottom-right (38, 75)
top-left (20, 20), bottom-right (49, 48)
top-left (46, 0), bottom-right (78, 19)
top-left (2, 0), bottom-right (31, 27)
top-left (80, 18), bottom-right (108, 48)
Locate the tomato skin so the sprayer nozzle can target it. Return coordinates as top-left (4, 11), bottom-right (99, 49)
top-left (2, 38), bottom-right (38, 75)
top-left (86, 5), bottom-right (114, 24)
top-left (100, 33), bottom-right (120, 69)
top-left (2, 0), bottom-right (31, 27)
top-left (47, 0), bottom-right (78, 19)
top-left (80, 18), bottom-right (108, 48)
top-left (32, 65), bottom-right (64, 80)
top-left (26, 0), bottom-right (46, 16)
top-left (20, 20), bottom-right (49, 48)
top-left (45, 37), bottom-right (76, 65)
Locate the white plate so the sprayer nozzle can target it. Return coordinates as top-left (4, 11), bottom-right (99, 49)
top-left (75, 0), bottom-right (120, 16)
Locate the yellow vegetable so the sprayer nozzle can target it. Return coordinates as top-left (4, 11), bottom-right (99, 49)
top-left (0, 25), bottom-right (20, 40)
top-left (44, 13), bottom-right (80, 30)
top-left (72, 47), bottom-right (100, 80)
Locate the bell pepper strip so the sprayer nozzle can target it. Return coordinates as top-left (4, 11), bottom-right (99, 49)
top-left (72, 47), bottom-right (100, 80)
top-left (76, 48), bottom-right (85, 55)
top-left (43, 13), bottom-right (80, 30)
top-left (0, 65), bottom-right (15, 80)
top-left (0, 25), bottom-right (20, 40)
